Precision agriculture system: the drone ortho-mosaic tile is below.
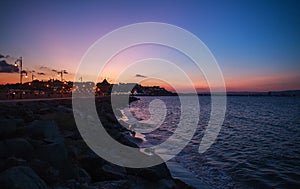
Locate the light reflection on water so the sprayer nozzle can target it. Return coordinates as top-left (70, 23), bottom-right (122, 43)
top-left (121, 96), bottom-right (300, 189)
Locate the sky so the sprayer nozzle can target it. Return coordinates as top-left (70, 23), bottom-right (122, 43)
top-left (0, 0), bottom-right (299, 92)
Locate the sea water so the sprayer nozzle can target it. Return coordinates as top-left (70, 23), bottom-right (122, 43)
top-left (120, 96), bottom-right (300, 189)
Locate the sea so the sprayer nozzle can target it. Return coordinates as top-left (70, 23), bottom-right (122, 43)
top-left (119, 96), bottom-right (300, 189)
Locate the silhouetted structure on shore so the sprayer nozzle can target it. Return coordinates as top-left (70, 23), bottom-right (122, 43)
top-left (0, 79), bottom-right (176, 99)
top-left (95, 79), bottom-right (175, 96)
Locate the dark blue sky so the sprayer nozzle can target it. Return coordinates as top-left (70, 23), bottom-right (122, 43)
top-left (0, 0), bottom-right (299, 91)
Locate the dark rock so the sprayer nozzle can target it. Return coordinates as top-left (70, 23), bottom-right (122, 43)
top-left (79, 156), bottom-right (126, 182)
top-left (52, 187), bottom-right (69, 189)
top-left (118, 135), bottom-right (139, 148)
top-left (126, 163), bottom-right (172, 181)
top-left (0, 166), bottom-right (48, 189)
top-left (173, 179), bottom-right (196, 189)
top-left (56, 105), bottom-right (72, 113)
top-left (14, 118), bottom-right (25, 127)
top-left (62, 130), bottom-right (75, 138)
top-left (28, 159), bottom-right (49, 176)
top-left (101, 164), bottom-right (127, 180)
top-left (64, 179), bottom-right (93, 189)
top-left (38, 107), bottom-right (51, 114)
top-left (0, 141), bottom-right (5, 158)
top-left (68, 131), bottom-right (82, 140)
top-left (65, 179), bottom-right (79, 189)
top-left (0, 119), bottom-right (17, 137)
top-left (91, 180), bottom-right (129, 189)
top-left (77, 168), bottom-right (91, 184)
top-left (129, 177), bottom-right (176, 189)
top-left (27, 139), bottom-right (45, 149)
top-left (28, 159), bottom-right (60, 186)
top-left (0, 138), bottom-right (34, 160)
top-left (36, 140), bottom-right (67, 168)
top-left (43, 137), bottom-right (64, 144)
top-left (59, 161), bottom-right (79, 180)
top-left (19, 108), bottom-right (35, 122)
top-left (158, 179), bottom-right (176, 188)
top-left (105, 113), bottom-right (118, 124)
top-left (124, 135), bottom-right (144, 145)
top-left (78, 156), bottom-right (105, 182)
top-left (0, 157), bottom-right (27, 172)
top-left (27, 120), bottom-right (61, 139)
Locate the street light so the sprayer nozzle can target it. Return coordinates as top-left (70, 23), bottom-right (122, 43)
top-left (14, 57), bottom-right (27, 84)
top-left (32, 74), bottom-right (36, 81)
top-left (21, 70), bottom-right (28, 79)
top-left (57, 70), bottom-right (67, 82)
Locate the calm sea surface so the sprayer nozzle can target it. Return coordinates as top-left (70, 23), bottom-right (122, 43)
top-left (123, 96), bottom-right (300, 189)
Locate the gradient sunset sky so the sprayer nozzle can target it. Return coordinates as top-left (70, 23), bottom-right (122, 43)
top-left (0, 0), bottom-right (299, 92)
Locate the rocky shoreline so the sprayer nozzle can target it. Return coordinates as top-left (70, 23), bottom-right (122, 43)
top-left (0, 97), bottom-right (194, 189)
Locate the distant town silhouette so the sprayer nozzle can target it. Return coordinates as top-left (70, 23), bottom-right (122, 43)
top-left (1, 77), bottom-right (299, 100)
top-left (0, 78), bottom-right (175, 100)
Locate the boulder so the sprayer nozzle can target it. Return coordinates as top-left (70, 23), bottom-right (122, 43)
top-left (28, 159), bottom-right (60, 186)
top-left (105, 113), bottom-right (118, 124)
top-left (126, 163), bottom-right (172, 181)
top-left (38, 107), bottom-right (51, 115)
top-left (0, 141), bottom-right (5, 158)
top-left (79, 156), bottom-right (127, 182)
top-left (0, 166), bottom-right (48, 189)
top-left (91, 180), bottom-right (129, 189)
top-left (77, 168), bottom-right (91, 184)
top-left (0, 157), bottom-right (27, 172)
top-left (0, 119), bottom-right (17, 137)
top-left (36, 140), bottom-right (67, 168)
top-left (101, 164), bottom-right (127, 180)
top-left (129, 177), bottom-right (176, 189)
top-left (14, 118), bottom-right (25, 127)
top-left (0, 138), bottom-right (34, 159)
top-left (27, 120), bottom-right (61, 139)
top-left (18, 108), bottom-right (35, 122)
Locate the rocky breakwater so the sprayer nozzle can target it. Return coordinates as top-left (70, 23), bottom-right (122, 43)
top-left (0, 97), bottom-right (194, 189)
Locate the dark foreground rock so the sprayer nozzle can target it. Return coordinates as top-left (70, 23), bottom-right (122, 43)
top-left (0, 119), bottom-right (17, 138)
top-left (0, 138), bottom-right (34, 160)
top-left (0, 98), bottom-right (194, 189)
top-left (0, 166), bottom-right (49, 189)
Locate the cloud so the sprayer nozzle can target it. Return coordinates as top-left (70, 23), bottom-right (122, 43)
top-left (40, 67), bottom-right (68, 74)
top-left (56, 70), bottom-right (68, 74)
top-left (24, 70), bottom-right (35, 74)
top-left (40, 66), bottom-right (49, 70)
top-left (135, 74), bottom-right (147, 78)
top-left (0, 54), bottom-right (10, 59)
top-left (37, 72), bottom-right (46, 75)
top-left (0, 60), bottom-right (19, 73)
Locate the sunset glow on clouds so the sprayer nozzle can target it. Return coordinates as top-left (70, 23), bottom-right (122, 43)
top-left (0, 1), bottom-right (299, 92)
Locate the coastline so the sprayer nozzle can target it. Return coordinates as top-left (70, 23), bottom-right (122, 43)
top-left (117, 99), bottom-right (214, 189)
top-left (0, 97), bottom-right (195, 188)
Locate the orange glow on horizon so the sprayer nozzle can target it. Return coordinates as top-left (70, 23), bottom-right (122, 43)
top-left (1, 72), bottom-right (299, 92)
